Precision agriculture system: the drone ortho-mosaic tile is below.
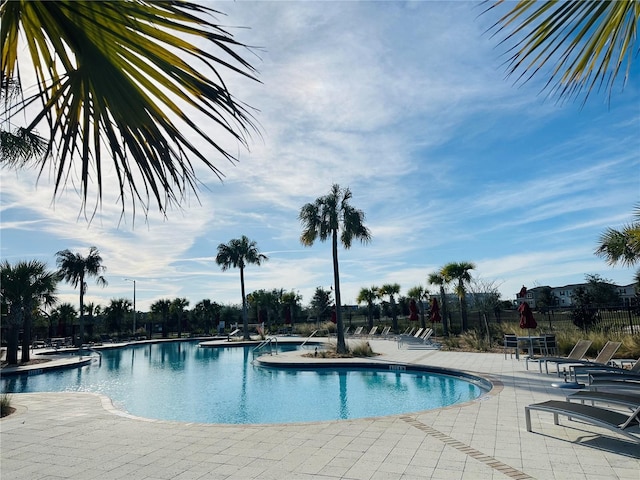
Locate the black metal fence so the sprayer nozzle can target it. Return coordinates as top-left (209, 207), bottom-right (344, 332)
top-left (459, 305), bottom-right (640, 336)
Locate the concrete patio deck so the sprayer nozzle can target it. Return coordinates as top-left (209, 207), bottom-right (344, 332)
top-left (1, 338), bottom-right (639, 479)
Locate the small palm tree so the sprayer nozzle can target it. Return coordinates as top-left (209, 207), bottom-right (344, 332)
top-left (378, 283), bottom-right (401, 333)
top-left (1, 260), bottom-right (58, 364)
top-left (1, 1), bottom-right (259, 216)
top-left (490, 0), bottom-right (639, 103)
top-left (216, 236), bottom-right (268, 340)
top-left (357, 286), bottom-right (379, 330)
top-left (299, 184), bottom-right (371, 354)
top-left (440, 262), bottom-right (475, 332)
top-left (56, 247), bottom-right (107, 346)
top-left (428, 271), bottom-right (450, 336)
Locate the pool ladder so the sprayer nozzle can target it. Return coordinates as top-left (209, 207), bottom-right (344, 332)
top-left (252, 336), bottom-right (278, 360)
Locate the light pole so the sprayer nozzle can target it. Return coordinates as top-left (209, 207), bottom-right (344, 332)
top-left (125, 278), bottom-right (136, 335)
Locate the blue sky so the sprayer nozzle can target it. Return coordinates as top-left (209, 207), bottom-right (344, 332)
top-left (1, 1), bottom-right (638, 312)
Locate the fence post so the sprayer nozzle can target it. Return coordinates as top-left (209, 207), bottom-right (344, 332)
top-left (627, 305), bottom-right (636, 336)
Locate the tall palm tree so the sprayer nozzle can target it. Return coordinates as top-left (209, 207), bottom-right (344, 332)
top-left (407, 285), bottom-right (430, 329)
top-left (441, 262), bottom-right (475, 332)
top-left (490, 0), bottom-right (638, 103)
top-left (595, 205), bottom-right (640, 268)
top-left (378, 283), bottom-right (401, 333)
top-left (428, 271), bottom-right (450, 336)
top-left (1, 1), bottom-right (259, 216)
top-left (216, 236), bottom-right (268, 340)
top-left (357, 286), bottom-right (379, 330)
top-left (1, 260), bottom-right (58, 364)
top-left (56, 246), bottom-right (107, 347)
top-left (299, 184), bottom-right (372, 354)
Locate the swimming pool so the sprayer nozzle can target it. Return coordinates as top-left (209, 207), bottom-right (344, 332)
top-left (1, 341), bottom-right (489, 424)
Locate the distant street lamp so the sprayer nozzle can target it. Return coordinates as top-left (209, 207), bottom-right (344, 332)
top-left (124, 278), bottom-right (136, 334)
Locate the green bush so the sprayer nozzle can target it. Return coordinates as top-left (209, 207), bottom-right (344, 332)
top-left (1, 394), bottom-right (12, 417)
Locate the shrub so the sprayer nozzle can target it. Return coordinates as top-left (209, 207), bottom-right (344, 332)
top-left (350, 341), bottom-right (375, 357)
top-left (1, 394), bottom-right (13, 417)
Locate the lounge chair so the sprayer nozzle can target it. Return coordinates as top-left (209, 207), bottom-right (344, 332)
top-left (350, 326), bottom-right (364, 337)
top-left (380, 326), bottom-right (391, 338)
top-left (587, 373), bottom-right (640, 393)
top-left (397, 328), bottom-right (423, 343)
top-left (566, 390), bottom-right (640, 410)
top-left (571, 357), bottom-right (640, 380)
top-left (559, 341), bottom-right (622, 380)
top-left (364, 326), bottom-right (378, 338)
top-left (398, 328), bottom-right (439, 349)
top-left (526, 339), bottom-right (592, 374)
top-left (226, 328), bottom-right (241, 341)
top-left (525, 401), bottom-right (640, 443)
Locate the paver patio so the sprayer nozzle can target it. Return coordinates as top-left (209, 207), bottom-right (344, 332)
top-left (1, 339), bottom-right (639, 479)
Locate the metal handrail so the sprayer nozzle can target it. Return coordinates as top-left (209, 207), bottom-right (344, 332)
top-left (252, 336), bottom-right (278, 359)
top-left (300, 330), bottom-right (319, 347)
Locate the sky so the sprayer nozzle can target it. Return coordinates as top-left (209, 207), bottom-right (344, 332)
top-left (1, 1), bottom-right (638, 313)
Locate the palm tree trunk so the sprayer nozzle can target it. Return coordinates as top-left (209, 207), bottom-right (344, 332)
top-left (7, 324), bottom-right (19, 365)
top-left (332, 230), bottom-right (347, 354)
top-left (78, 273), bottom-right (85, 347)
top-left (439, 286), bottom-right (449, 336)
top-left (367, 303), bottom-right (373, 330)
top-left (21, 307), bottom-right (32, 363)
top-left (240, 266), bottom-right (249, 340)
top-left (390, 296), bottom-right (398, 333)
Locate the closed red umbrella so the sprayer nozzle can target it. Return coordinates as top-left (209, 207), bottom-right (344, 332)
top-left (409, 299), bottom-right (419, 321)
top-left (518, 301), bottom-right (537, 330)
top-left (330, 306), bottom-right (337, 324)
top-left (429, 298), bottom-right (441, 323)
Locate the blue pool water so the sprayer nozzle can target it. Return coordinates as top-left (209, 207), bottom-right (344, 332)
top-left (1, 341), bottom-right (488, 424)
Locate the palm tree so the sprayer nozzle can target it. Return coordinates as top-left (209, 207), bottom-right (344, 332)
top-left (357, 286), bottom-right (379, 330)
top-left (299, 184), bottom-right (372, 354)
top-left (490, 0), bottom-right (638, 103)
top-left (378, 284), bottom-right (401, 333)
top-left (1, 260), bottom-right (58, 364)
top-left (170, 298), bottom-right (190, 338)
top-left (49, 303), bottom-right (77, 339)
top-left (1, 1), bottom-right (259, 216)
top-left (441, 262), bottom-right (475, 332)
top-left (595, 205), bottom-right (640, 268)
top-left (407, 285), bottom-right (430, 329)
top-left (104, 298), bottom-right (131, 338)
top-left (150, 299), bottom-right (171, 338)
top-left (428, 271), bottom-right (450, 336)
top-left (56, 247), bottom-right (107, 347)
top-left (216, 236), bottom-right (268, 340)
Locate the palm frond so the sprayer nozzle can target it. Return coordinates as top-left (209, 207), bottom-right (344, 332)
top-left (1, 1), bottom-right (260, 216)
top-left (488, 0), bottom-right (639, 103)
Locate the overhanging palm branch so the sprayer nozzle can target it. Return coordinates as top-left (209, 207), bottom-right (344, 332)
top-left (595, 204), bottom-right (640, 267)
top-left (1, 1), bottom-right (260, 216)
top-left (488, 0), bottom-right (639, 103)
